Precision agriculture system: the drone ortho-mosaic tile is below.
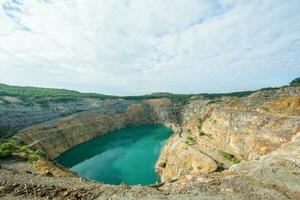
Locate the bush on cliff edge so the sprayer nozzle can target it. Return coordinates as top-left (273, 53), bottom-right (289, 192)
top-left (0, 139), bottom-right (45, 161)
top-left (290, 77), bottom-right (300, 86)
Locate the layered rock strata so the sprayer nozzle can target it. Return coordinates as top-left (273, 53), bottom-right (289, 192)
top-left (14, 99), bottom-right (180, 159)
top-left (154, 87), bottom-right (300, 199)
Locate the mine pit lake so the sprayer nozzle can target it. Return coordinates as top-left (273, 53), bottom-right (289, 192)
top-left (56, 124), bottom-right (173, 185)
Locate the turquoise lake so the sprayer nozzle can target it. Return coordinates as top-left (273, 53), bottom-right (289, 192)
top-left (56, 124), bottom-right (173, 185)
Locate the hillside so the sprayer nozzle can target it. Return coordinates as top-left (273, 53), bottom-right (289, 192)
top-left (0, 83), bottom-right (257, 139)
top-left (0, 83), bottom-right (114, 103)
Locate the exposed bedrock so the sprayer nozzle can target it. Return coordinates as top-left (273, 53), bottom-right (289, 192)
top-left (0, 97), bottom-right (130, 131)
top-left (154, 87), bottom-right (300, 199)
top-left (14, 98), bottom-right (181, 159)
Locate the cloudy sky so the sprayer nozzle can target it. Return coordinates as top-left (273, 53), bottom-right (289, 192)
top-left (0, 0), bottom-right (300, 95)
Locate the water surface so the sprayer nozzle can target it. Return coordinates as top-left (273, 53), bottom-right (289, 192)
top-left (56, 124), bottom-right (172, 185)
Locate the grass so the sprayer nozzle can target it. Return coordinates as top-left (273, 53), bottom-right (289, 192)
top-left (219, 150), bottom-right (241, 164)
top-left (0, 139), bottom-right (45, 161)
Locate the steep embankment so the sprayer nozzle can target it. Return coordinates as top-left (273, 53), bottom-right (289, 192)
top-left (155, 86), bottom-right (300, 199)
top-left (13, 99), bottom-right (180, 159)
top-left (0, 97), bottom-right (124, 133)
top-left (0, 86), bottom-right (299, 199)
top-left (0, 83), bottom-right (120, 134)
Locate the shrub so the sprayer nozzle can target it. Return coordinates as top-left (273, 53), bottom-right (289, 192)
top-left (290, 77), bottom-right (300, 86)
top-left (0, 139), bottom-right (18, 158)
top-left (28, 154), bottom-right (40, 162)
top-left (219, 150), bottom-right (241, 164)
top-left (0, 128), bottom-right (18, 140)
top-left (216, 162), bottom-right (225, 172)
top-left (199, 131), bottom-right (206, 136)
top-left (186, 136), bottom-right (196, 144)
top-left (197, 119), bottom-right (212, 139)
top-left (35, 149), bottom-right (45, 157)
top-left (0, 139), bottom-right (44, 161)
top-left (18, 145), bottom-right (31, 153)
top-left (0, 149), bottom-right (12, 157)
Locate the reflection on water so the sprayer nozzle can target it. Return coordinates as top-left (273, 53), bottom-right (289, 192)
top-left (56, 124), bottom-right (173, 185)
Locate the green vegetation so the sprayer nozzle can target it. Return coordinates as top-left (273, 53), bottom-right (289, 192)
top-left (0, 139), bottom-right (17, 157)
top-left (3, 79), bottom-right (298, 107)
top-left (0, 128), bottom-right (18, 140)
top-left (198, 118), bottom-right (205, 136)
top-left (123, 90), bottom-right (256, 104)
top-left (0, 83), bottom-right (114, 104)
top-left (199, 131), bottom-right (205, 136)
top-left (290, 77), bottom-right (300, 86)
top-left (198, 119), bottom-right (212, 138)
top-left (0, 83), bottom-right (259, 107)
top-left (0, 139), bottom-right (45, 161)
top-left (186, 136), bottom-right (196, 144)
top-left (207, 99), bottom-right (222, 105)
top-left (123, 93), bottom-right (193, 104)
top-left (219, 150), bottom-right (241, 164)
top-left (197, 166), bottom-right (202, 170)
top-left (216, 161), bottom-right (225, 172)
top-left (199, 91), bottom-right (255, 99)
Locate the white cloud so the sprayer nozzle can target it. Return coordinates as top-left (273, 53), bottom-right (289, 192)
top-left (0, 0), bottom-right (300, 95)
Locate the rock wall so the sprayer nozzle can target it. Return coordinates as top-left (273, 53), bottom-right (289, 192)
top-left (156, 86), bottom-right (300, 189)
top-left (0, 97), bottom-right (126, 130)
top-left (14, 98), bottom-right (180, 159)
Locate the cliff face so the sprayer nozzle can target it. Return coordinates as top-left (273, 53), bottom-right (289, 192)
top-left (155, 87), bottom-right (300, 198)
top-left (14, 98), bottom-right (180, 159)
top-left (0, 97), bottom-right (125, 131)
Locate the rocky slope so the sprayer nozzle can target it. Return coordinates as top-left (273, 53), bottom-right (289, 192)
top-left (0, 86), bottom-right (299, 199)
top-left (156, 86), bottom-right (300, 179)
top-left (0, 96), bottom-right (124, 132)
top-left (155, 86), bottom-right (300, 199)
top-left (13, 98), bottom-right (180, 159)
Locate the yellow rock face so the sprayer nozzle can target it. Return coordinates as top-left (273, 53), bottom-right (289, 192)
top-left (156, 87), bottom-right (300, 182)
top-left (156, 134), bottom-right (217, 182)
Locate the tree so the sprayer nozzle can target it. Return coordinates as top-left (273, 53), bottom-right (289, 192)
top-left (290, 77), bottom-right (300, 86)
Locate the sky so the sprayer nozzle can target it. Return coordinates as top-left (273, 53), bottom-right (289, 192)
top-left (0, 0), bottom-right (300, 95)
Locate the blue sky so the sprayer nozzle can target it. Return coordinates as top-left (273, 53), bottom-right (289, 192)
top-left (0, 0), bottom-right (300, 95)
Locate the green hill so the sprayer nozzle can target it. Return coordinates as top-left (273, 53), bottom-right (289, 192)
top-left (0, 83), bottom-right (115, 103)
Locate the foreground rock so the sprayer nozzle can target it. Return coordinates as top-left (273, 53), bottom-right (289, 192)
top-left (0, 166), bottom-right (295, 200)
